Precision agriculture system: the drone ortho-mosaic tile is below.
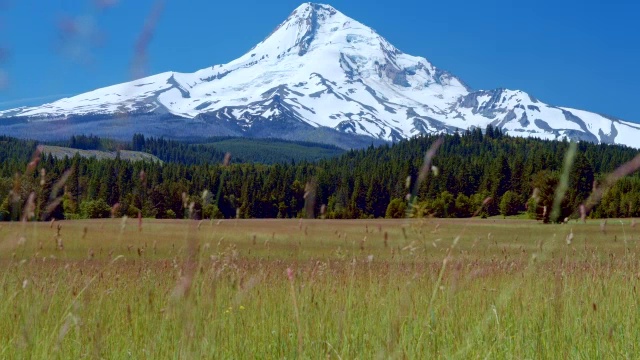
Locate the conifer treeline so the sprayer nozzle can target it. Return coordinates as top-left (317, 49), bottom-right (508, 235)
top-left (50, 134), bottom-right (345, 165)
top-left (1, 128), bottom-right (639, 221)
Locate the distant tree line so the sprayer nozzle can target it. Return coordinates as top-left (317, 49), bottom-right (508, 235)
top-left (51, 133), bottom-right (344, 165)
top-left (131, 134), bottom-right (345, 165)
top-left (1, 128), bottom-right (639, 222)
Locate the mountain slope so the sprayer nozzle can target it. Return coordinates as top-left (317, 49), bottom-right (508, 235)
top-left (1, 3), bottom-right (638, 148)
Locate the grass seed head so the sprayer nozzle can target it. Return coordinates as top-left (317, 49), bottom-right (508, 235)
top-left (22, 192), bottom-right (36, 222)
top-left (566, 230), bottom-right (574, 245)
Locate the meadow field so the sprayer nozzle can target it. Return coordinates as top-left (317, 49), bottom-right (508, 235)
top-left (1, 217), bottom-right (639, 358)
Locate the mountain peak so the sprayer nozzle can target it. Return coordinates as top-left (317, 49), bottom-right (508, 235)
top-left (253, 2), bottom-right (350, 57)
top-left (1, 3), bottom-right (638, 148)
top-left (290, 2), bottom-right (338, 17)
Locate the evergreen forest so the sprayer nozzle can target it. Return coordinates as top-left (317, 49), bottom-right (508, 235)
top-left (1, 127), bottom-right (639, 222)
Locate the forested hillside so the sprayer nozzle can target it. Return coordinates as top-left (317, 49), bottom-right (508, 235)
top-left (47, 134), bottom-right (345, 165)
top-left (197, 137), bottom-right (345, 164)
top-left (130, 135), bottom-right (345, 165)
top-left (1, 128), bottom-right (639, 221)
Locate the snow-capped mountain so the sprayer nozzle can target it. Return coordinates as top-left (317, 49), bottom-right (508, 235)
top-left (1, 3), bottom-right (639, 148)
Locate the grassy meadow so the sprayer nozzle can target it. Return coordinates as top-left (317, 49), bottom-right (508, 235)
top-left (1, 217), bottom-right (640, 358)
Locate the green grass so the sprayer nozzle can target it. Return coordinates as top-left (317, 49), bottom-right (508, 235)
top-left (1, 218), bottom-right (639, 358)
top-left (487, 212), bottom-right (532, 220)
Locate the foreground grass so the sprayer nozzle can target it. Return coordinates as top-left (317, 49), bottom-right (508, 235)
top-left (1, 218), bottom-right (639, 358)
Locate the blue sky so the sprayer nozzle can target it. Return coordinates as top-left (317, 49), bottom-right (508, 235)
top-left (1, 0), bottom-right (638, 122)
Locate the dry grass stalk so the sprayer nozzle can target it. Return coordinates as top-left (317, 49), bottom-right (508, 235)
top-left (407, 137), bottom-right (444, 217)
top-left (287, 267), bottom-right (303, 356)
top-left (551, 142), bottom-right (577, 223)
top-left (582, 153), bottom-right (640, 220)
